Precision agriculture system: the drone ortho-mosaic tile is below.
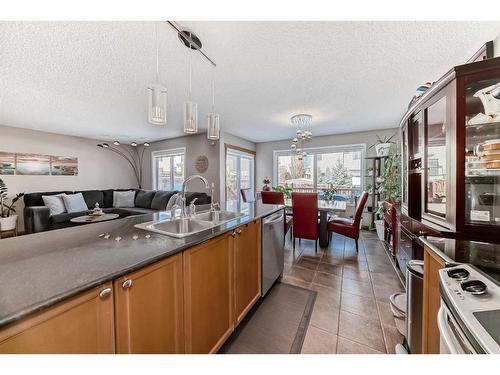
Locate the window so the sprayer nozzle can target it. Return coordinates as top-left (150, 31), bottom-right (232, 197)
top-left (225, 145), bottom-right (255, 212)
top-left (274, 144), bottom-right (365, 199)
top-left (152, 148), bottom-right (185, 191)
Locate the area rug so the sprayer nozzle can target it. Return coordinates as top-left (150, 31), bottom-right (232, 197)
top-left (219, 282), bottom-right (317, 354)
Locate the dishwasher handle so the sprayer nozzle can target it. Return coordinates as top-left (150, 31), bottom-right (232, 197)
top-left (264, 212), bottom-right (284, 225)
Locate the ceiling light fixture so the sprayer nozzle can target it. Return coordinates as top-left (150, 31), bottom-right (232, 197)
top-left (147, 23), bottom-right (167, 125)
top-left (207, 68), bottom-right (220, 142)
top-left (290, 114), bottom-right (313, 160)
top-left (184, 37), bottom-right (198, 134)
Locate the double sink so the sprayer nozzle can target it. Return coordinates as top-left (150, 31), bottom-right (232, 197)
top-left (134, 210), bottom-right (244, 238)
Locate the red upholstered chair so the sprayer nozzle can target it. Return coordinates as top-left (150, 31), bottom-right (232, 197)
top-left (261, 191), bottom-right (293, 238)
top-left (240, 188), bottom-right (255, 203)
top-left (291, 192), bottom-right (319, 252)
top-left (327, 191), bottom-right (368, 252)
top-left (261, 191), bottom-right (284, 205)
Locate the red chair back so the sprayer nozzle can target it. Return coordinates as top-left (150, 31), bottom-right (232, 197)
top-left (261, 191), bottom-right (285, 205)
top-left (240, 188), bottom-right (255, 203)
top-left (353, 191), bottom-right (369, 227)
top-left (291, 192), bottom-right (318, 240)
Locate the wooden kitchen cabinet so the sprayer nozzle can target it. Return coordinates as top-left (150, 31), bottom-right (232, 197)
top-left (422, 245), bottom-right (446, 354)
top-left (114, 253), bottom-right (184, 354)
top-left (183, 233), bottom-right (234, 354)
top-left (0, 283), bottom-right (114, 354)
top-left (233, 219), bottom-right (261, 324)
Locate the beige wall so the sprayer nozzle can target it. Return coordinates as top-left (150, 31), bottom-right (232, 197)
top-left (143, 133), bottom-right (220, 197)
top-left (255, 128), bottom-right (399, 191)
top-left (0, 124), bottom-right (137, 230)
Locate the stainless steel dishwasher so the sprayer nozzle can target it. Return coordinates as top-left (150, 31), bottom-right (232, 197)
top-left (261, 210), bottom-right (285, 296)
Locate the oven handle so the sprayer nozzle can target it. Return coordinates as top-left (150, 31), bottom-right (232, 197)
top-left (437, 305), bottom-right (459, 354)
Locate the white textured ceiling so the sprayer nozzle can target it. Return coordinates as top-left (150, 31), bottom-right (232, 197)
top-left (1, 21), bottom-right (499, 143)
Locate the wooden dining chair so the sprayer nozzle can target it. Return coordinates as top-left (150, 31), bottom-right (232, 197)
top-left (327, 191), bottom-right (368, 252)
top-left (240, 188), bottom-right (255, 203)
top-left (261, 191), bottom-right (293, 238)
top-left (291, 192), bottom-right (319, 252)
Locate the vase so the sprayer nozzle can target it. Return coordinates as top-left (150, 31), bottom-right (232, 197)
top-left (262, 184), bottom-right (270, 192)
top-left (0, 214), bottom-right (18, 231)
top-left (375, 143), bottom-right (391, 157)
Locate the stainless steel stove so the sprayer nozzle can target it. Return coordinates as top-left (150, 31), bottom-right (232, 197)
top-left (438, 264), bottom-right (500, 354)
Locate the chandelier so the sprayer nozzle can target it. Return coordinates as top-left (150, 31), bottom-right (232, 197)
top-left (290, 114), bottom-right (313, 160)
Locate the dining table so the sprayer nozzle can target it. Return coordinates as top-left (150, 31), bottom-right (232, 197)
top-left (284, 199), bottom-right (348, 248)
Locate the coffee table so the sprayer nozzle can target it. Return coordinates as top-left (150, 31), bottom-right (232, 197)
top-left (70, 213), bottom-right (120, 224)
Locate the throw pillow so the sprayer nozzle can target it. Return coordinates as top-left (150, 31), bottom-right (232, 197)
top-left (62, 192), bottom-right (89, 213)
top-left (113, 190), bottom-right (135, 208)
top-left (42, 194), bottom-right (66, 216)
top-left (151, 191), bottom-right (176, 211)
top-left (166, 193), bottom-right (180, 210)
top-left (135, 190), bottom-right (156, 209)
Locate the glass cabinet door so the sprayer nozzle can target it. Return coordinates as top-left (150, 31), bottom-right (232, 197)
top-left (464, 77), bottom-right (500, 226)
top-left (402, 127), bottom-right (408, 209)
top-left (409, 112), bottom-right (423, 159)
top-left (425, 96), bottom-right (448, 220)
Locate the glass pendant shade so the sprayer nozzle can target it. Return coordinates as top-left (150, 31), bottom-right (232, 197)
top-left (207, 112), bottom-right (220, 140)
top-left (147, 84), bottom-right (167, 125)
top-left (184, 100), bottom-right (198, 134)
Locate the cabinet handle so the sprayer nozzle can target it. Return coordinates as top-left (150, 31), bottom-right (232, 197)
top-left (231, 231), bottom-right (236, 237)
top-left (122, 279), bottom-right (133, 289)
top-left (236, 229), bottom-right (242, 235)
top-left (99, 288), bottom-right (112, 299)
top-left (418, 230), bottom-right (427, 236)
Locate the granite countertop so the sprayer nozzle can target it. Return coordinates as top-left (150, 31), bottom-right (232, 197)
top-left (0, 202), bottom-right (284, 328)
top-left (420, 236), bottom-right (500, 283)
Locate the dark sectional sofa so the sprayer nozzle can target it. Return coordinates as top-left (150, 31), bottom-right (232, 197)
top-left (23, 189), bottom-right (211, 234)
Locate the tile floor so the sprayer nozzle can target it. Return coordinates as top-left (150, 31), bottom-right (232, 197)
top-left (282, 230), bottom-right (406, 354)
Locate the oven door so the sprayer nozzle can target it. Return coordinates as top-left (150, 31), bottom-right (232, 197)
top-left (437, 300), bottom-right (477, 354)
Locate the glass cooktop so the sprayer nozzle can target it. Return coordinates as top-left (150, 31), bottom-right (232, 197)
top-left (473, 309), bottom-right (500, 346)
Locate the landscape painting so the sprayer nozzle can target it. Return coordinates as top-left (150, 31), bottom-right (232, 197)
top-left (0, 152), bottom-right (16, 175)
top-left (16, 153), bottom-right (50, 175)
top-left (50, 156), bottom-right (78, 176)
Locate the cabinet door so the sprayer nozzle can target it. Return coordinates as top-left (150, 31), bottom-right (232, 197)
top-left (0, 283), bottom-right (114, 353)
top-left (234, 220), bottom-right (261, 324)
top-left (183, 234), bottom-right (233, 354)
top-left (114, 253), bottom-right (184, 354)
top-left (422, 246), bottom-right (446, 354)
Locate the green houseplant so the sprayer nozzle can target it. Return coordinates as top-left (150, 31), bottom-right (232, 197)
top-left (375, 153), bottom-right (401, 217)
top-left (272, 184), bottom-right (292, 199)
top-left (0, 178), bottom-right (24, 231)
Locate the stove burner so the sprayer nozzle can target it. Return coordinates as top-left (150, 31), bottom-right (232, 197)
top-left (461, 279), bottom-right (487, 295)
top-left (447, 268), bottom-right (470, 281)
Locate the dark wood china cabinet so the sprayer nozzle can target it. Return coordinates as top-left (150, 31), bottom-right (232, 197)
top-left (396, 56), bottom-right (500, 276)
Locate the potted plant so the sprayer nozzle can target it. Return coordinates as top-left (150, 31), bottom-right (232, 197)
top-left (374, 154), bottom-right (401, 240)
top-left (272, 184), bottom-right (292, 199)
top-left (369, 133), bottom-right (397, 157)
top-left (321, 187), bottom-right (337, 202)
top-left (262, 177), bottom-right (271, 192)
top-left (0, 178), bottom-right (24, 232)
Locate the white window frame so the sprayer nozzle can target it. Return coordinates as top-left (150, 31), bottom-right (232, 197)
top-left (273, 143), bottom-right (366, 192)
top-left (152, 147), bottom-right (186, 191)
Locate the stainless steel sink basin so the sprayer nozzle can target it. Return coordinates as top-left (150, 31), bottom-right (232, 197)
top-left (134, 210), bottom-right (244, 238)
top-left (134, 218), bottom-right (214, 238)
top-left (194, 210), bottom-right (243, 223)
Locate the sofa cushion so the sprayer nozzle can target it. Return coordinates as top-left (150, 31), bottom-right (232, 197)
top-left (24, 191), bottom-right (72, 207)
top-left (50, 211), bottom-right (88, 224)
top-left (80, 190), bottom-right (104, 209)
top-left (113, 190), bottom-right (135, 208)
top-left (113, 207), bottom-right (156, 217)
top-left (151, 191), bottom-right (177, 210)
top-left (135, 190), bottom-right (156, 209)
top-left (62, 193), bottom-right (88, 213)
top-left (42, 194), bottom-right (67, 216)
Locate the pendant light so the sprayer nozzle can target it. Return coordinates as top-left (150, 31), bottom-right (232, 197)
top-left (184, 42), bottom-right (198, 134)
top-left (207, 69), bottom-right (220, 141)
top-left (147, 23), bottom-right (167, 125)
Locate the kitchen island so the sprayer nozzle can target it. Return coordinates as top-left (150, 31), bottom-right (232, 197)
top-left (0, 202), bottom-right (284, 354)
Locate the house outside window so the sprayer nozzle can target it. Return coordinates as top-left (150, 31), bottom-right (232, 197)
top-left (152, 148), bottom-right (186, 191)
